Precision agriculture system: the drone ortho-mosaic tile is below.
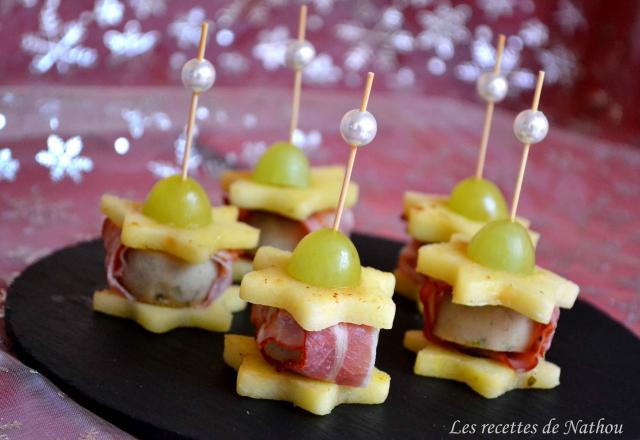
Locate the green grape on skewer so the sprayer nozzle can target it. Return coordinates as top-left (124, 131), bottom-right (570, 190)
top-left (448, 177), bottom-right (508, 222)
top-left (448, 35), bottom-right (509, 224)
top-left (250, 6), bottom-right (315, 190)
top-left (467, 219), bottom-right (535, 274)
top-left (468, 71), bottom-right (548, 275)
top-left (287, 228), bottom-right (361, 288)
top-left (287, 72), bottom-right (376, 288)
top-left (142, 175), bottom-right (212, 229)
top-left (143, 22), bottom-right (216, 230)
top-left (252, 142), bottom-right (311, 188)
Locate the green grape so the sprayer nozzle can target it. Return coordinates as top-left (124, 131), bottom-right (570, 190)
top-left (467, 219), bottom-right (535, 274)
top-left (448, 177), bottom-right (509, 222)
top-left (287, 228), bottom-right (361, 288)
top-left (252, 142), bottom-right (310, 188)
top-left (142, 175), bottom-right (212, 228)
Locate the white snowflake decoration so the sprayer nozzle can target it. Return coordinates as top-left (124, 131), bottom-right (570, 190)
top-left (36, 135), bottom-right (93, 183)
top-left (240, 141), bottom-right (267, 167)
top-left (554, 0), bottom-right (586, 35)
top-left (303, 54), bottom-right (342, 85)
top-left (169, 7), bottom-right (208, 50)
top-left (147, 162), bottom-right (178, 179)
top-left (128, 0), bottom-right (166, 20)
top-left (244, 0), bottom-right (296, 27)
top-left (121, 108), bottom-right (171, 139)
top-left (104, 20), bottom-right (159, 59)
top-left (519, 19), bottom-right (549, 48)
top-left (174, 126), bottom-right (202, 171)
top-left (336, 7), bottom-right (414, 73)
top-left (538, 45), bottom-right (577, 86)
top-left (292, 129), bottom-right (322, 153)
top-left (218, 52), bottom-right (250, 74)
top-left (252, 26), bottom-right (289, 70)
top-left (0, 148), bottom-right (20, 182)
top-left (147, 126), bottom-right (202, 178)
top-left (455, 26), bottom-right (523, 82)
top-left (389, 66), bottom-right (417, 87)
top-left (36, 99), bottom-right (62, 130)
top-left (455, 26), bottom-right (539, 93)
top-left (310, 0), bottom-right (337, 15)
top-left (416, 3), bottom-right (472, 60)
top-left (93, 0), bottom-right (124, 28)
top-left (21, 0), bottom-right (97, 74)
top-left (476, 0), bottom-right (516, 20)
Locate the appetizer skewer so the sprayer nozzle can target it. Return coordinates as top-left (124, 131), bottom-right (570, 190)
top-left (404, 72), bottom-right (580, 398)
top-left (394, 35), bottom-right (539, 303)
top-left (221, 6), bottom-right (359, 281)
top-left (93, 23), bottom-right (260, 333)
top-left (224, 73), bottom-right (397, 415)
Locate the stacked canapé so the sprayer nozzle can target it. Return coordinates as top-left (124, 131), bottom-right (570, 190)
top-left (403, 71), bottom-right (580, 398)
top-left (224, 73), bottom-right (397, 415)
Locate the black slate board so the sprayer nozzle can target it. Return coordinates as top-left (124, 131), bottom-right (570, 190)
top-left (6, 235), bottom-right (640, 440)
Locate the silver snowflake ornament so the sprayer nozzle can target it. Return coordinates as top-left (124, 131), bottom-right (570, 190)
top-left (218, 51), bottom-right (250, 74)
top-left (303, 53), bottom-right (342, 85)
top-left (104, 20), bottom-right (159, 59)
top-left (455, 26), bottom-right (521, 81)
top-left (147, 126), bottom-right (201, 178)
top-left (336, 6), bottom-right (414, 74)
top-left (416, 3), bottom-right (472, 60)
top-left (519, 19), bottom-right (549, 48)
top-left (476, 0), bottom-right (516, 21)
top-left (0, 148), bottom-right (20, 182)
top-left (129, 0), bottom-right (166, 20)
top-left (252, 26), bottom-right (289, 71)
top-left (291, 129), bottom-right (322, 153)
top-left (169, 7), bottom-right (208, 50)
top-left (94, 0), bottom-right (124, 28)
top-left (121, 108), bottom-right (171, 139)
top-left (456, 27), bottom-right (539, 93)
top-left (36, 135), bottom-right (93, 183)
top-left (538, 45), bottom-right (577, 86)
top-left (554, 0), bottom-right (586, 35)
top-left (21, 0), bottom-right (97, 74)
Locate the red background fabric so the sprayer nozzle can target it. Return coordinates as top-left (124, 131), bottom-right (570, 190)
top-left (0, 1), bottom-right (638, 437)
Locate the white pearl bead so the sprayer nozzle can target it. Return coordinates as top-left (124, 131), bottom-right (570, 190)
top-left (181, 58), bottom-right (216, 93)
top-left (476, 72), bottom-right (508, 103)
top-left (285, 40), bottom-right (316, 70)
top-left (513, 109), bottom-right (549, 144)
top-left (340, 109), bottom-right (377, 147)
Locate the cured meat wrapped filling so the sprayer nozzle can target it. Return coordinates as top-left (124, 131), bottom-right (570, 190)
top-left (396, 239), bottom-right (428, 286)
top-left (102, 219), bottom-right (232, 307)
top-left (251, 305), bottom-right (379, 387)
top-left (420, 276), bottom-right (559, 372)
top-left (238, 208), bottom-right (355, 255)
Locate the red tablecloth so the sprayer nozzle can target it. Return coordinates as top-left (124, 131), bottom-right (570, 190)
top-left (1, 1), bottom-right (639, 437)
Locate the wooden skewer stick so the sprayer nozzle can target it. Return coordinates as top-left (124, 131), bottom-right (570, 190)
top-left (181, 22), bottom-right (209, 181)
top-left (332, 72), bottom-right (375, 231)
top-left (510, 70), bottom-right (545, 221)
top-left (475, 34), bottom-right (506, 180)
top-left (288, 5), bottom-right (308, 144)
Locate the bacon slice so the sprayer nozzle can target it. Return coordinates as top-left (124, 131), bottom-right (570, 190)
top-left (232, 208), bottom-right (355, 268)
top-left (419, 277), bottom-right (559, 372)
top-left (239, 208), bottom-right (354, 246)
top-left (396, 239), bottom-right (428, 286)
top-left (301, 208), bottom-right (355, 236)
top-left (102, 219), bottom-right (232, 307)
top-left (251, 305), bottom-right (379, 387)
